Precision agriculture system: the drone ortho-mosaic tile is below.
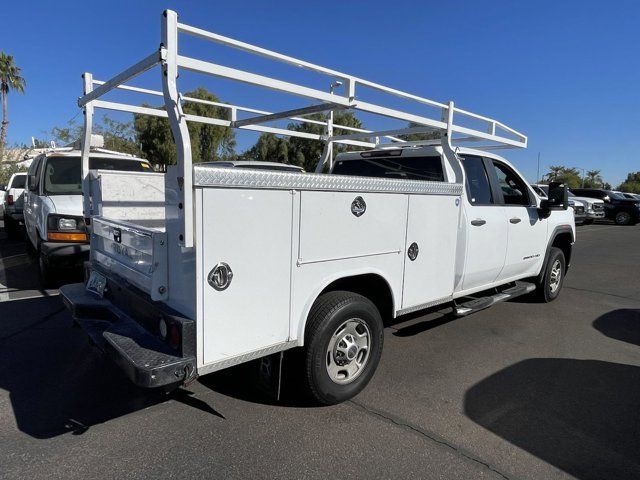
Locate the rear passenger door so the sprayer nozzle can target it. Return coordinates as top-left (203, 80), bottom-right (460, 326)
top-left (489, 160), bottom-right (547, 280)
top-left (459, 156), bottom-right (508, 291)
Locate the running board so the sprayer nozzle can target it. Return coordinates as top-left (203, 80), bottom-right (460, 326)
top-left (454, 281), bottom-right (536, 317)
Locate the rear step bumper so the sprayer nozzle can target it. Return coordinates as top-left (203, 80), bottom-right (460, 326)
top-left (454, 281), bottom-right (536, 317)
top-left (60, 283), bottom-right (196, 388)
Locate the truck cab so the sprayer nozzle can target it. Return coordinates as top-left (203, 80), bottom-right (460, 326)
top-left (24, 148), bottom-right (151, 285)
top-left (2, 172), bottom-right (27, 239)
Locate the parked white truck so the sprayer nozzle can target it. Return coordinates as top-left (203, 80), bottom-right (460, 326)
top-left (60, 10), bottom-right (574, 404)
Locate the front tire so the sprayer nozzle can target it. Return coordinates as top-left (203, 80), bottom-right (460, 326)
top-left (38, 251), bottom-right (56, 289)
top-left (303, 291), bottom-right (383, 405)
top-left (536, 247), bottom-right (566, 303)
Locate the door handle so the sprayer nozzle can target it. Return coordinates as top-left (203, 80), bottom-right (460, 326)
top-left (471, 219), bottom-right (486, 226)
top-left (509, 217), bottom-right (522, 224)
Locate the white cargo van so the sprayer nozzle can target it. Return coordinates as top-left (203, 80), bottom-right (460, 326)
top-left (61, 10), bottom-right (574, 404)
top-left (24, 145), bottom-right (151, 285)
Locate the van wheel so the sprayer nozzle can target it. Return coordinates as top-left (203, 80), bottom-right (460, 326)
top-left (536, 247), bottom-right (565, 303)
top-left (303, 291), bottom-right (383, 405)
top-left (615, 211), bottom-right (632, 225)
top-left (38, 252), bottom-right (56, 289)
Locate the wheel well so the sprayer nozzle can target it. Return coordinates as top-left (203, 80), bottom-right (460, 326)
top-left (319, 274), bottom-right (394, 320)
top-left (552, 232), bottom-right (573, 269)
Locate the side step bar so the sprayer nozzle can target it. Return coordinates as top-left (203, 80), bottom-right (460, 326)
top-left (454, 281), bottom-right (536, 317)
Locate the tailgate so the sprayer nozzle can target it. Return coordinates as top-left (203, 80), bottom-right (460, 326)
top-left (91, 216), bottom-right (168, 301)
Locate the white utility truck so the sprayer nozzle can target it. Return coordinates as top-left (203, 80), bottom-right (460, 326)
top-left (61, 10), bottom-right (574, 405)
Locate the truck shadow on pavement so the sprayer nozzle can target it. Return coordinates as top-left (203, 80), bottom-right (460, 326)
top-left (0, 296), bottom-right (221, 439)
top-left (464, 357), bottom-right (640, 480)
top-left (593, 309), bottom-right (640, 347)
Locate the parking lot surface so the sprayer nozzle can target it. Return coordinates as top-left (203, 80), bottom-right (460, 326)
top-left (1, 222), bottom-right (639, 480)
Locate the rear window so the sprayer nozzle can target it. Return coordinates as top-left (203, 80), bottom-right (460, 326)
top-left (332, 156), bottom-right (444, 182)
top-left (43, 156), bottom-right (150, 195)
top-left (10, 175), bottom-right (26, 188)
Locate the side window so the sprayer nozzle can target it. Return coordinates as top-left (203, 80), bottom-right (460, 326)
top-left (491, 161), bottom-right (530, 206)
top-left (461, 156), bottom-right (493, 205)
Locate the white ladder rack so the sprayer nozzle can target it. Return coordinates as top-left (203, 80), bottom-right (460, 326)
top-left (78, 9), bottom-right (527, 248)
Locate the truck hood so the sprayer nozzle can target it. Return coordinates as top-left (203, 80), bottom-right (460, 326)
top-left (48, 195), bottom-right (83, 216)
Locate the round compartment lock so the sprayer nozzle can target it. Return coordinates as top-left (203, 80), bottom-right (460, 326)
top-left (208, 262), bottom-right (233, 291)
top-left (351, 196), bottom-right (366, 217)
top-left (408, 242), bottom-right (419, 261)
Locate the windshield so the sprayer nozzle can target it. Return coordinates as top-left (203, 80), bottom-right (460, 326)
top-left (332, 156), bottom-right (444, 181)
top-left (607, 191), bottom-right (625, 200)
top-left (43, 156), bottom-right (150, 195)
top-left (11, 175), bottom-right (26, 189)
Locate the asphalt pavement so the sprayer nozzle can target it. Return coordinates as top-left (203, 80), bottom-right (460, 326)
top-left (1, 221), bottom-right (639, 480)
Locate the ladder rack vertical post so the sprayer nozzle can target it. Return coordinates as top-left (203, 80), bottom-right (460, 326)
top-left (81, 72), bottom-right (94, 220)
top-left (162, 9), bottom-right (194, 248)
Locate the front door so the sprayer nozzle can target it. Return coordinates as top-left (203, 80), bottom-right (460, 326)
top-left (490, 160), bottom-right (547, 280)
top-left (460, 156), bottom-right (508, 291)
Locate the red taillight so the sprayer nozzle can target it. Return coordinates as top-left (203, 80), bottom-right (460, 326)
top-left (169, 325), bottom-right (181, 349)
top-left (7, 195), bottom-right (13, 205)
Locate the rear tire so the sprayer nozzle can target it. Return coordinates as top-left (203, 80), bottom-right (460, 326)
top-left (583, 219), bottom-right (594, 225)
top-left (536, 247), bottom-right (566, 303)
top-left (303, 291), bottom-right (383, 405)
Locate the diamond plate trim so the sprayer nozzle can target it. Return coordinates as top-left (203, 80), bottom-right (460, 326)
top-left (396, 295), bottom-right (453, 316)
top-left (197, 340), bottom-right (297, 376)
top-left (193, 166), bottom-right (463, 196)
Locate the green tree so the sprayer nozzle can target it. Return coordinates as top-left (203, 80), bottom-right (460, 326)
top-left (543, 165), bottom-right (582, 188)
top-left (0, 163), bottom-right (28, 186)
top-left (243, 111), bottom-right (363, 171)
top-left (50, 116), bottom-right (141, 156)
top-left (134, 87), bottom-right (235, 166)
top-left (398, 121), bottom-right (441, 142)
top-left (582, 169), bottom-right (603, 188)
top-left (0, 52), bottom-right (26, 150)
top-left (618, 171), bottom-right (640, 193)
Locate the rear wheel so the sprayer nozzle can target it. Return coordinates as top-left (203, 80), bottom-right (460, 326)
top-left (536, 247), bottom-right (566, 303)
top-left (582, 218), bottom-right (594, 225)
top-left (615, 211), bottom-right (632, 225)
top-left (303, 291), bottom-right (383, 405)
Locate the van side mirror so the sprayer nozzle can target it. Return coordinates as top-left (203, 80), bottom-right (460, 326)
top-left (540, 181), bottom-right (568, 212)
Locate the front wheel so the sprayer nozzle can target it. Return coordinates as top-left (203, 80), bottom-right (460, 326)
top-left (303, 291), bottom-right (383, 405)
top-left (38, 252), bottom-right (56, 289)
top-left (536, 247), bottom-right (566, 303)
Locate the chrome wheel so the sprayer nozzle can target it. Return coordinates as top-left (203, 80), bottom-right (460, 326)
top-left (549, 259), bottom-right (562, 293)
top-left (326, 318), bottom-right (371, 385)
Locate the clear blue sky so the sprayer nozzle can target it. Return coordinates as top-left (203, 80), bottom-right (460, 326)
top-left (1, 0), bottom-right (638, 185)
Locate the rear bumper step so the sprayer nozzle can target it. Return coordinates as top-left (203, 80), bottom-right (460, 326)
top-left (60, 283), bottom-right (196, 388)
top-left (454, 281), bottom-right (536, 317)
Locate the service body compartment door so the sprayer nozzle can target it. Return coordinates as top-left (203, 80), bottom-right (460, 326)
top-left (201, 188), bottom-right (293, 365)
top-left (402, 195), bottom-right (460, 309)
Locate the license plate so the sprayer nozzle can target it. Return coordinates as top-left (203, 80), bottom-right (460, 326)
top-left (86, 271), bottom-right (107, 298)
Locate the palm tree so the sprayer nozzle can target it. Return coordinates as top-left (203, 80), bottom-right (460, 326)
top-left (586, 169), bottom-right (603, 187)
top-left (546, 165), bottom-right (564, 181)
top-left (0, 52), bottom-right (26, 149)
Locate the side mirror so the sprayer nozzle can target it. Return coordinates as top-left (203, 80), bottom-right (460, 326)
top-left (28, 175), bottom-right (37, 191)
top-left (540, 181), bottom-right (568, 212)
top-left (603, 195), bottom-right (610, 203)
